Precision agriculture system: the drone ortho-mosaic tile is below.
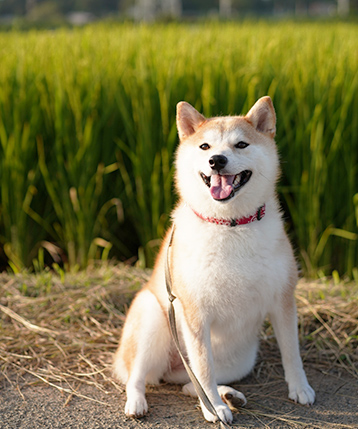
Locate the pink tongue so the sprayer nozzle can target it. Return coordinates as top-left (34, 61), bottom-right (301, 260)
top-left (210, 175), bottom-right (235, 200)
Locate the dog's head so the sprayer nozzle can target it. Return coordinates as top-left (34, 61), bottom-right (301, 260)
top-left (175, 97), bottom-right (279, 219)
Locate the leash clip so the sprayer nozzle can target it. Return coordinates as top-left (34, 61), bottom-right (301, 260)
top-left (168, 292), bottom-right (176, 303)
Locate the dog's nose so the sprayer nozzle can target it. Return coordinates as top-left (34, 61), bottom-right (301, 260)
top-left (209, 155), bottom-right (228, 171)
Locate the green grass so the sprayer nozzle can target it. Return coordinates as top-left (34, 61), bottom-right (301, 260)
top-left (0, 21), bottom-right (357, 276)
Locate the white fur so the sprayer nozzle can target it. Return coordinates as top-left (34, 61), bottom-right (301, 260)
top-left (113, 97), bottom-right (315, 424)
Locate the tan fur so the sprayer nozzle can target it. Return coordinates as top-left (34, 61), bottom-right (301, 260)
top-left (113, 97), bottom-right (315, 424)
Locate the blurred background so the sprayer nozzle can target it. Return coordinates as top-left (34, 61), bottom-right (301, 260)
top-left (0, 1), bottom-right (357, 280)
top-left (0, 0), bottom-right (356, 27)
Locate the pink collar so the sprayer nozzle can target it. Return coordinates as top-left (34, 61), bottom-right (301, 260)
top-left (192, 204), bottom-right (266, 227)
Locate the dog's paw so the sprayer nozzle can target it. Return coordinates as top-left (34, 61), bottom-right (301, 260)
top-left (125, 394), bottom-right (148, 418)
top-left (218, 385), bottom-right (247, 408)
top-left (202, 403), bottom-right (233, 424)
top-left (182, 382), bottom-right (197, 397)
top-left (289, 382), bottom-right (315, 406)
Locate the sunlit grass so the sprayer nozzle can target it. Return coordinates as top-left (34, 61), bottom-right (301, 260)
top-left (0, 21), bottom-right (356, 275)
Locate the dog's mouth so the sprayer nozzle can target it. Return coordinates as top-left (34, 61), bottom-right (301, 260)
top-left (200, 170), bottom-right (252, 201)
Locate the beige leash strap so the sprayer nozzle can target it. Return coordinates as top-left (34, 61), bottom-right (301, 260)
top-left (165, 225), bottom-right (231, 429)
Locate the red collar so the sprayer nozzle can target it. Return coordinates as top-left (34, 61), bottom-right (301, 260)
top-left (192, 204), bottom-right (266, 227)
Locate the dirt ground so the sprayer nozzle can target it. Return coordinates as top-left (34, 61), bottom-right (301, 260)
top-left (0, 269), bottom-right (357, 428)
top-left (1, 349), bottom-right (357, 429)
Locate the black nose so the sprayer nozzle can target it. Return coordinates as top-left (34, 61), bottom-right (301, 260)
top-left (209, 155), bottom-right (228, 171)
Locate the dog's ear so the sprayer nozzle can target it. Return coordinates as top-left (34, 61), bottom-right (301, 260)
top-left (176, 102), bottom-right (206, 141)
top-left (245, 96), bottom-right (276, 138)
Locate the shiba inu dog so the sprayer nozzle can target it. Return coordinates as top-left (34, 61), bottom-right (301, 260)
top-left (113, 96), bottom-right (315, 424)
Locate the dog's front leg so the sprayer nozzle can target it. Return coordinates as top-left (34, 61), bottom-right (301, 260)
top-left (181, 318), bottom-right (233, 424)
top-left (269, 290), bottom-right (315, 405)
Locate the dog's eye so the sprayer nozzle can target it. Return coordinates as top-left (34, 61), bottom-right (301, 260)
top-left (200, 143), bottom-right (211, 150)
top-left (235, 141), bottom-right (249, 149)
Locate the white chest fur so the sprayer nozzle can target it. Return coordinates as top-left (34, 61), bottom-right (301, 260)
top-left (172, 203), bottom-right (292, 327)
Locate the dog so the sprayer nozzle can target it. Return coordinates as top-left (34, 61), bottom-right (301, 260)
top-left (113, 96), bottom-right (315, 424)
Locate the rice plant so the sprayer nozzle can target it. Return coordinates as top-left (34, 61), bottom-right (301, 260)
top-left (0, 21), bottom-right (356, 276)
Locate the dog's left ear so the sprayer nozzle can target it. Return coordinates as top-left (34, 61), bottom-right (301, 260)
top-left (176, 102), bottom-right (206, 141)
top-left (245, 96), bottom-right (276, 138)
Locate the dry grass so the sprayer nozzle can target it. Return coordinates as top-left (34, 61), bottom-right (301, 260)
top-left (295, 279), bottom-right (358, 378)
top-left (0, 263), bottom-right (150, 405)
top-left (0, 263), bottom-right (357, 417)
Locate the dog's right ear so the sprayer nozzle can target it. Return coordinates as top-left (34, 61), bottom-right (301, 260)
top-left (176, 102), bottom-right (206, 141)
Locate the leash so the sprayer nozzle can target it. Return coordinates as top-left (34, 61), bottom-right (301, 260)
top-left (165, 225), bottom-right (231, 429)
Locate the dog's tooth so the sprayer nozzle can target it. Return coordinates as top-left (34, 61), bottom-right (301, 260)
top-left (233, 175), bottom-right (240, 186)
top-left (200, 172), bottom-right (211, 187)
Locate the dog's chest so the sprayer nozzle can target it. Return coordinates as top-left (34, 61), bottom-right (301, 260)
top-left (173, 216), bottom-right (284, 318)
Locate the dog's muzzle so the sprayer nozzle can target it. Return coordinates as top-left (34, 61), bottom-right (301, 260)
top-left (200, 170), bottom-right (252, 201)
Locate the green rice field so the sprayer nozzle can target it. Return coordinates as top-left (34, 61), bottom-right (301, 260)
top-left (0, 21), bottom-right (357, 277)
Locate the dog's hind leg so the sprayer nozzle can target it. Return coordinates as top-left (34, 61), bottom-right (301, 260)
top-left (217, 385), bottom-right (247, 408)
top-left (183, 383), bottom-right (246, 409)
top-left (113, 289), bottom-right (171, 418)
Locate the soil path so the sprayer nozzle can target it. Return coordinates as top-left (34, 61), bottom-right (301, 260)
top-left (1, 361), bottom-right (357, 428)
